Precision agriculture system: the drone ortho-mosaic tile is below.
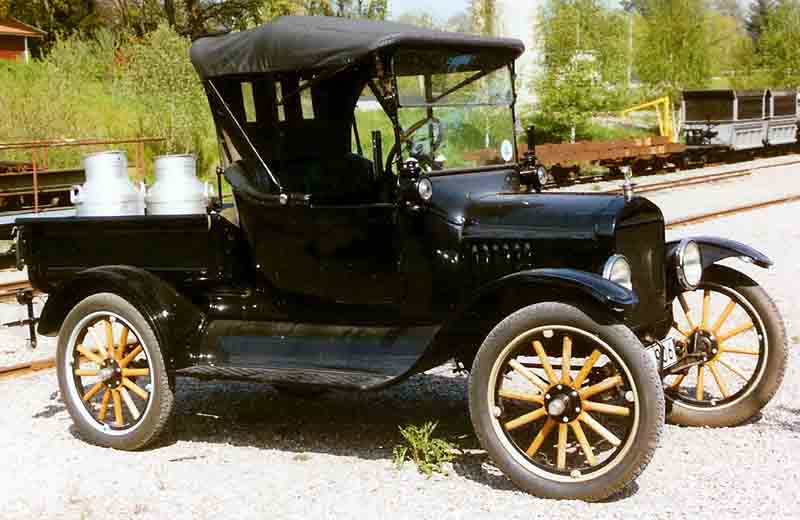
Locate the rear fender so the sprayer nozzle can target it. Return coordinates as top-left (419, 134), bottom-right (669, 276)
top-left (666, 236), bottom-right (772, 269)
top-left (38, 266), bottom-right (205, 368)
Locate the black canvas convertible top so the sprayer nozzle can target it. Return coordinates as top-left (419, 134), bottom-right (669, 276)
top-left (190, 16), bottom-right (525, 79)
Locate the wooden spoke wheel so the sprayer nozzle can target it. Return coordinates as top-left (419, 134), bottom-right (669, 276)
top-left (469, 302), bottom-right (663, 501)
top-left (664, 265), bottom-right (787, 427)
top-left (57, 293), bottom-right (174, 450)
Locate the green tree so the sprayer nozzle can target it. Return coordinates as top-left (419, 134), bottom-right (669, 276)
top-left (746, 0), bottom-right (775, 47)
top-left (759, 0), bottom-right (800, 86)
top-left (535, 0), bottom-right (628, 138)
top-left (635, 0), bottom-right (710, 97)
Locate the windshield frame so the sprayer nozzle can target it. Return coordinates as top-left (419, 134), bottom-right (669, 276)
top-left (385, 54), bottom-right (520, 175)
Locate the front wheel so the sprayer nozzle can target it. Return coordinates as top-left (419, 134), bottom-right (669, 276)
top-left (57, 293), bottom-right (174, 450)
top-left (469, 302), bottom-right (663, 501)
top-left (665, 265), bottom-right (787, 427)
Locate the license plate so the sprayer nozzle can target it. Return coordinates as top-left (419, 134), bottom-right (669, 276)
top-left (647, 337), bottom-right (679, 372)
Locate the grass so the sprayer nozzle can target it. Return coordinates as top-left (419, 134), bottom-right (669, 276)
top-left (392, 421), bottom-right (457, 477)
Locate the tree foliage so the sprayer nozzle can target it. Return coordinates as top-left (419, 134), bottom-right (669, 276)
top-left (535, 0), bottom-right (629, 133)
top-left (634, 0), bottom-right (710, 97)
top-left (759, 0), bottom-right (800, 86)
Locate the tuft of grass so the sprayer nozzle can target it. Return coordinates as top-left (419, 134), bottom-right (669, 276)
top-left (392, 421), bottom-right (457, 477)
top-left (790, 335), bottom-right (800, 345)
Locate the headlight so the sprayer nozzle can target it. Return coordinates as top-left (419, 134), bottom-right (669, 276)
top-left (603, 254), bottom-right (633, 290)
top-left (417, 177), bottom-right (433, 202)
top-left (536, 165), bottom-right (548, 186)
top-left (676, 239), bottom-right (703, 289)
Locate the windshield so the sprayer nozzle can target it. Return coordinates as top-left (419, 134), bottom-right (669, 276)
top-left (394, 50), bottom-right (517, 171)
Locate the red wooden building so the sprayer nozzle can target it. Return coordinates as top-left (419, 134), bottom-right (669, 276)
top-left (0, 18), bottom-right (44, 63)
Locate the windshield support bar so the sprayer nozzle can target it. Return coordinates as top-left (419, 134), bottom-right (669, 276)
top-left (508, 62), bottom-right (520, 164)
top-left (208, 80), bottom-right (282, 192)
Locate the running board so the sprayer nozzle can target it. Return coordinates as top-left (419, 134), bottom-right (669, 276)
top-left (174, 365), bottom-right (393, 390)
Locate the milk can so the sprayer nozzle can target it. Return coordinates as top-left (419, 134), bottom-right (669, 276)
top-left (145, 155), bottom-right (212, 215)
top-left (71, 151), bottom-right (145, 217)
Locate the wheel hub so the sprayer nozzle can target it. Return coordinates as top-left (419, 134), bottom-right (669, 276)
top-left (99, 359), bottom-right (123, 389)
top-left (544, 384), bottom-right (582, 423)
top-left (691, 330), bottom-right (720, 362)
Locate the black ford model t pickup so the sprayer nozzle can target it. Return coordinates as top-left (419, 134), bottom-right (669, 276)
top-left (12, 17), bottom-right (786, 500)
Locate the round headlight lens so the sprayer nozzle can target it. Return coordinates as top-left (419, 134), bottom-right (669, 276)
top-left (417, 177), bottom-right (433, 202)
top-left (603, 255), bottom-right (633, 291)
top-left (677, 239), bottom-right (703, 289)
top-left (536, 166), bottom-right (548, 186)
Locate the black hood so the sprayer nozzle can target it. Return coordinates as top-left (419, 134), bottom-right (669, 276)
top-left (427, 169), bottom-right (663, 241)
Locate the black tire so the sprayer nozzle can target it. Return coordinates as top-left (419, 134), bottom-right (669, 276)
top-left (665, 265), bottom-right (787, 427)
top-left (469, 302), bottom-right (664, 501)
top-left (57, 293), bottom-right (174, 450)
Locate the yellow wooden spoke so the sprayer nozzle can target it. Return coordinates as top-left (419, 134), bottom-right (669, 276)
top-left (573, 350), bottom-right (601, 388)
top-left (122, 378), bottom-right (149, 400)
top-left (579, 412), bottom-right (621, 446)
top-left (678, 294), bottom-right (697, 330)
top-left (112, 390), bottom-right (124, 427)
top-left (556, 424), bottom-right (568, 470)
top-left (498, 389), bottom-right (544, 404)
top-left (717, 358), bottom-right (749, 381)
top-left (73, 369), bottom-right (99, 377)
top-left (118, 326), bottom-right (129, 360)
top-left (119, 387), bottom-right (141, 420)
top-left (696, 365), bottom-right (705, 400)
top-left (119, 345), bottom-right (143, 369)
top-left (561, 336), bottom-right (572, 384)
top-left (104, 319), bottom-right (115, 360)
top-left (570, 421), bottom-right (597, 466)
top-left (532, 341), bottom-right (558, 384)
top-left (583, 401), bottom-right (631, 417)
top-left (701, 289), bottom-right (711, 329)
top-left (505, 407), bottom-right (547, 431)
top-left (670, 373), bottom-right (686, 390)
top-left (122, 368), bottom-right (150, 377)
top-left (579, 375), bottom-right (622, 399)
top-left (673, 322), bottom-right (694, 338)
top-left (711, 299), bottom-right (737, 335)
top-left (718, 322), bottom-right (754, 342)
top-left (721, 346), bottom-right (760, 356)
top-left (76, 346), bottom-right (104, 365)
top-left (508, 359), bottom-right (549, 392)
top-left (707, 362), bottom-right (729, 398)
top-left (89, 328), bottom-right (109, 360)
top-left (526, 418), bottom-right (556, 457)
top-left (82, 381), bottom-right (104, 402)
top-left (98, 389), bottom-right (111, 422)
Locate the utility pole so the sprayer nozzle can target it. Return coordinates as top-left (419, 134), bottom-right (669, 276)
top-left (627, 13), bottom-right (633, 88)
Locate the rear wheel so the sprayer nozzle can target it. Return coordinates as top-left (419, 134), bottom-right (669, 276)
top-left (665, 265), bottom-right (787, 427)
top-left (57, 293), bottom-right (174, 450)
top-left (469, 302), bottom-right (663, 500)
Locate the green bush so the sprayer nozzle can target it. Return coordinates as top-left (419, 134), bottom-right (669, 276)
top-left (0, 25), bottom-right (217, 180)
top-left (392, 421), bottom-right (457, 477)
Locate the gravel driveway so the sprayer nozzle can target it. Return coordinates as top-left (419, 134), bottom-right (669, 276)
top-left (1, 173), bottom-right (798, 519)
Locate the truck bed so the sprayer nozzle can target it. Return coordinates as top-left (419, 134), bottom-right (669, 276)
top-left (14, 213), bottom-right (244, 292)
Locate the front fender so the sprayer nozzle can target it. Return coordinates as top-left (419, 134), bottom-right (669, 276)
top-left (666, 236), bottom-right (772, 269)
top-left (477, 268), bottom-right (639, 309)
top-left (38, 266), bottom-right (205, 368)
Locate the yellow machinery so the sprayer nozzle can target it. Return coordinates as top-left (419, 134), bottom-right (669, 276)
top-left (620, 96), bottom-right (675, 143)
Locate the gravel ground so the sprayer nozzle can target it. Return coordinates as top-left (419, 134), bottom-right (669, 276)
top-left (1, 166), bottom-right (798, 519)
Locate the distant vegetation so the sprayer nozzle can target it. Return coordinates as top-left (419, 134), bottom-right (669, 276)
top-left (1, 0), bottom-right (799, 172)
